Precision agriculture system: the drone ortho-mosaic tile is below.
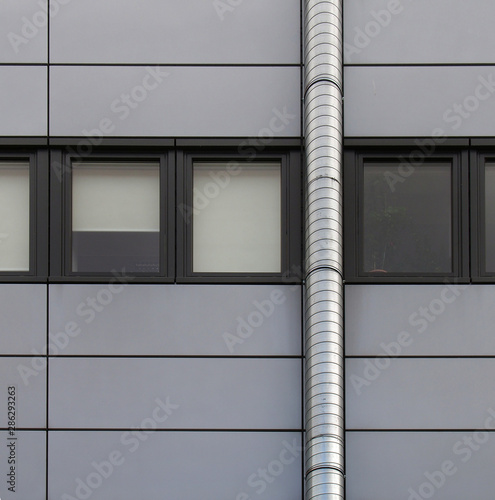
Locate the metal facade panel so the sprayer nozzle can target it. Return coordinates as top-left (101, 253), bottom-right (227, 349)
top-left (346, 284), bottom-right (495, 356)
top-left (48, 284), bottom-right (301, 355)
top-left (344, 66), bottom-right (495, 137)
top-left (49, 357), bottom-right (302, 429)
top-left (346, 358), bottom-right (495, 429)
top-left (0, 358), bottom-right (46, 428)
top-left (347, 431), bottom-right (495, 500)
top-left (49, 65), bottom-right (300, 137)
top-left (0, 431), bottom-right (45, 499)
top-left (0, 284), bottom-right (45, 354)
top-left (49, 0), bottom-right (300, 64)
top-left (49, 431), bottom-right (303, 500)
top-left (0, 66), bottom-right (47, 136)
top-left (344, 0), bottom-right (495, 64)
top-left (0, 0), bottom-right (47, 63)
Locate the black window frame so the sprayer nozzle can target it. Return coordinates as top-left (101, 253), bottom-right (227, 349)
top-left (344, 147), bottom-right (469, 283)
top-left (50, 149), bottom-right (175, 282)
top-left (0, 149), bottom-right (48, 281)
top-left (470, 149), bottom-right (495, 281)
top-left (176, 149), bottom-right (302, 283)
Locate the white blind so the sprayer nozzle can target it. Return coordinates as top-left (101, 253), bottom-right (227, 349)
top-left (0, 162), bottom-right (30, 271)
top-left (193, 162), bottom-right (281, 273)
top-left (72, 163), bottom-right (160, 231)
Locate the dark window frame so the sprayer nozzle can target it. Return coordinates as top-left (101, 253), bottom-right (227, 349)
top-left (470, 149), bottom-right (495, 281)
top-left (0, 149), bottom-right (48, 282)
top-left (176, 149), bottom-right (302, 283)
top-left (50, 149), bottom-right (175, 282)
top-left (345, 148), bottom-right (469, 283)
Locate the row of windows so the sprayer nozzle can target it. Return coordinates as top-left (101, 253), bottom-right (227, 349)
top-left (0, 149), bottom-right (301, 282)
top-left (345, 148), bottom-right (494, 282)
top-left (8, 145), bottom-right (495, 283)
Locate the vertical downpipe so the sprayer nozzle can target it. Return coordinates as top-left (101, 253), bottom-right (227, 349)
top-left (304, 0), bottom-right (344, 499)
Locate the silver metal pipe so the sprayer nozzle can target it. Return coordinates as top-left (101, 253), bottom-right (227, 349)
top-left (304, 0), bottom-right (344, 498)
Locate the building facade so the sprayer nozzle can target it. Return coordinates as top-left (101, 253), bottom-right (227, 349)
top-left (1, 1), bottom-right (495, 499)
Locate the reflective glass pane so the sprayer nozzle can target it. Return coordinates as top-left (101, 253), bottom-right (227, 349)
top-left (72, 162), bottom-right (160, 273)
top-left (193, 162), bottom-right (281, 273)
top-left (363, 162), bottom-right (452, 274)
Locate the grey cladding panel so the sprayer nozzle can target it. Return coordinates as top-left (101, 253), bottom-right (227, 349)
top-left (0, 431), bottom-right (45, 500)
top-left (48, 284), bottom-right (301, 355)
top-left (49, 431), bottom-right (302, 500)
top-left (344, 66), bottom-right (495, 137)
top-left (0, 0), bottom-right (47, 63)
top-left (347, 431), bottom-right (495, 500)
top-left (0, 358), bottom-right (46, 428)
top-left (346, 358), bottom-right (495, 429)
top-left (346, 284), bottom-right (495, 356)
top-left (0, 285), bottom-right (45, 354)
top-left (49, 66), bottom-right (300, 137)
top-left (344, 0), bottom-right (495, 64)
top-left (49, 357), bottom-right (301, 429)
top-left (0, 66), bottom-right (47, 136)
top-left (50, 0), bottom-right (300, 64)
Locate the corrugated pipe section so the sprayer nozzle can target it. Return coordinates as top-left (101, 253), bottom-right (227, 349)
top-left (303, 0), bottom-right (344, 499)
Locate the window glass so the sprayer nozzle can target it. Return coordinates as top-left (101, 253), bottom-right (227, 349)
top-left (485, 163), bottom-right (495, 273)
top-left (72, 162), bottom-right (160, 273)
top-left (192, 162), bottom-right (281, 273)
top-left (0, 162), bottom-right (30, 271)
top-left (362, 162), bottom-right (452, 274)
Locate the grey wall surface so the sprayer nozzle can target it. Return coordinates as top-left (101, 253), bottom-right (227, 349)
top-left (49, 0), bottom-right (300, 64)
top-left (346, 283), bottom-right (495, 498)
top-left (347, 431), bottom-right (495, 500)
top-left (49, 357), bottom-right (301, 429)
top-left (344, 66), bottom-right (495, 137)
top-left (48, 284), bottom-right (301, 355)
top-left (1, 357), bottom-right (46, 428)
top-left (344, 0), bottom-right (495, 64)
top-left (0, 285), bottom-right (45, 354)
top-left (347, 358), bottom-right (495, 429)
top-left (344, 0), bottom-right (495, 137)
top-left (0, 66), bottom-right (47, 136)
top-left (1, 0), bottom-right (301, 138)
top-left (346, 284), bottom-right (495, 355)
top-left (49, 66), bottom-right (300, 137)
top-left (49, 431), bottom-right (302, 500)
top-left (0, 431), bottom-right (45, 500)
top-left (0, 0), bottom-right (47, 63)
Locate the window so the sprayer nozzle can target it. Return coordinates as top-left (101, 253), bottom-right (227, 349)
top-left (472, 150), bottom-right (495, 280)
top-left (178, 151), bottom-right (301, 281)
top-left (0, 152), bottom-right (47, 279)
top-left (345, 149), bottom-right (467, 282)
top-left (0, 161), bottom-right (30, 271)
top-left (71, 161), bottom-right (160, 273)
top-left (51, 151), bottom-right (174, 279)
